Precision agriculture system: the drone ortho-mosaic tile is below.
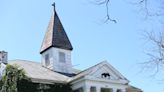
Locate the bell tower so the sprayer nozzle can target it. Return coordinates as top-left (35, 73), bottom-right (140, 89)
top-left (40, 3), bottom-right (73, 74)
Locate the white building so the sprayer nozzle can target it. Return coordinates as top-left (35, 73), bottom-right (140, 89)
top-left (1, 3), bottom-right (142, 92)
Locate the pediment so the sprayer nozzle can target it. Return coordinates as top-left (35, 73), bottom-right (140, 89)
top-left (82, 61), bottom-right (128, 81)
top-left (88, 64), bottom-right (121, 80)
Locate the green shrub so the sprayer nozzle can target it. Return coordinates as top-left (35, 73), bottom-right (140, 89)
top-left (0, 64), bottom-right (26, 92)
top-left (0, 64), bottom-right (72, 92)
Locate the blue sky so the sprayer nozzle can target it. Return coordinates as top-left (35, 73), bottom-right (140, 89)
top-left (0, 0), bottom-right (163, 92)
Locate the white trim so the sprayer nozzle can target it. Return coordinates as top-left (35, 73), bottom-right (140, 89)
top-left (84, 75), bottom-right (129, 84)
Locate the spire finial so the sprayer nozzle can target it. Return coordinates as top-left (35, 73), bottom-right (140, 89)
top-left (52, 2), bottom-right (55, 9)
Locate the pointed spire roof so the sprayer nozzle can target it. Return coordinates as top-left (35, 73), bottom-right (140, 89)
top-left (40, 3), bottom-right (73, 54)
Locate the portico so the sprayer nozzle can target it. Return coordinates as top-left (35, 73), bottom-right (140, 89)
top-left (72, 80), bottom-right (127, 92)
top-left (71, 62), bottom-right (129, 92)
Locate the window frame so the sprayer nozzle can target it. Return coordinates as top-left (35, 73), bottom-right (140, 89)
top-left (45, 53), bottom-right (50, 66)
top-left (59, 52), bottom-right (66, 63)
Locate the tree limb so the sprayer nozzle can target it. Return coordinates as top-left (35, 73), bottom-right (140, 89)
top-left (95, 0), bottom-right (117, 23)
top-left (142, 30), bottom-right (164, 76)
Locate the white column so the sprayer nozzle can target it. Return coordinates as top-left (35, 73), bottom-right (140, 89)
top-left (112, 88), bottom-right (117, 92)
top-left (121, 89), bottom-right (126, 92)
top-left (96, 87), bottom-right (101, 92)
top-left (83, 85), bottom-right (90, 92)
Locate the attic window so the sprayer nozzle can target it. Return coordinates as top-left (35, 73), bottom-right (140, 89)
top-left (59, 52), bottom-right (65, 63)
top-left (45, 54), bottom-right (50, 66)
top-left (101, 73), bottom-right (110, 79)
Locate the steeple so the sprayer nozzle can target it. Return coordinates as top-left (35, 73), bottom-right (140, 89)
top-left (40, 3), bottom-right (73, 54)
top-left (40, 3), bottom-right (73, 74)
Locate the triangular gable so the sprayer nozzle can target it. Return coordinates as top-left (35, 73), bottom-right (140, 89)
top-left (71, 61), bottom-right (129, 82)
top-left (89, 61), bottom-right (127, 80)
top-left (89, 64), bottom-right (122, 80)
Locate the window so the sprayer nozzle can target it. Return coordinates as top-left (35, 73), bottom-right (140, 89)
top-left (45, 54), bottom-right (50, 66)
top-left (59, 52), bottom-right (66, 63)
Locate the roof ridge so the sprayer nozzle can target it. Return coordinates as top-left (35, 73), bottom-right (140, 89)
top-left (75, 61), bottom-right (107, 75)
top-left (9, 59), bottom-right (40, 64)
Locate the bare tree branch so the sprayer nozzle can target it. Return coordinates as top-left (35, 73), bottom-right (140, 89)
top-left (105, 0), bottom-right (117, 23)
top-left (142, 30), bottom-right (164, 76)
top-left (96, 0), bottom-right (164, 78)
top-left (95, 0), bottom-right (117, 23)
top-left (97, 0), bottom-right (164, 23)
top-left (136, 0), bottom-right (164, 19)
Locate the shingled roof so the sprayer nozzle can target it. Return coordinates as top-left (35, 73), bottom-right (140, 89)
top-left (9, 60), bottom-right (71, 84)
top-left (40, 5), bottom-right (73, 54)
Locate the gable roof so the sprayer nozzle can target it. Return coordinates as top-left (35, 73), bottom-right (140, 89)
top-left (40, 6), bottom-right (73, 54)
top-left (70, 61), bottom-right (129, 82)
top-left (9, 60), bottom-right (71, 84)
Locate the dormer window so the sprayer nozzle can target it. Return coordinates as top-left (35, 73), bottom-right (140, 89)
top-left (59, 52), bottom-right (66, 63)
top-left (45, 54), bottom-right (50, 66)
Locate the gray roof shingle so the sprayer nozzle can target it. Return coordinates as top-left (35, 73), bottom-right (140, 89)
top-left (9, 60), bottom-right (71, 84)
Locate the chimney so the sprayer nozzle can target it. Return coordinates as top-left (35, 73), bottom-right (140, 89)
top-left (0, 51), bottom-right (8, 64)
